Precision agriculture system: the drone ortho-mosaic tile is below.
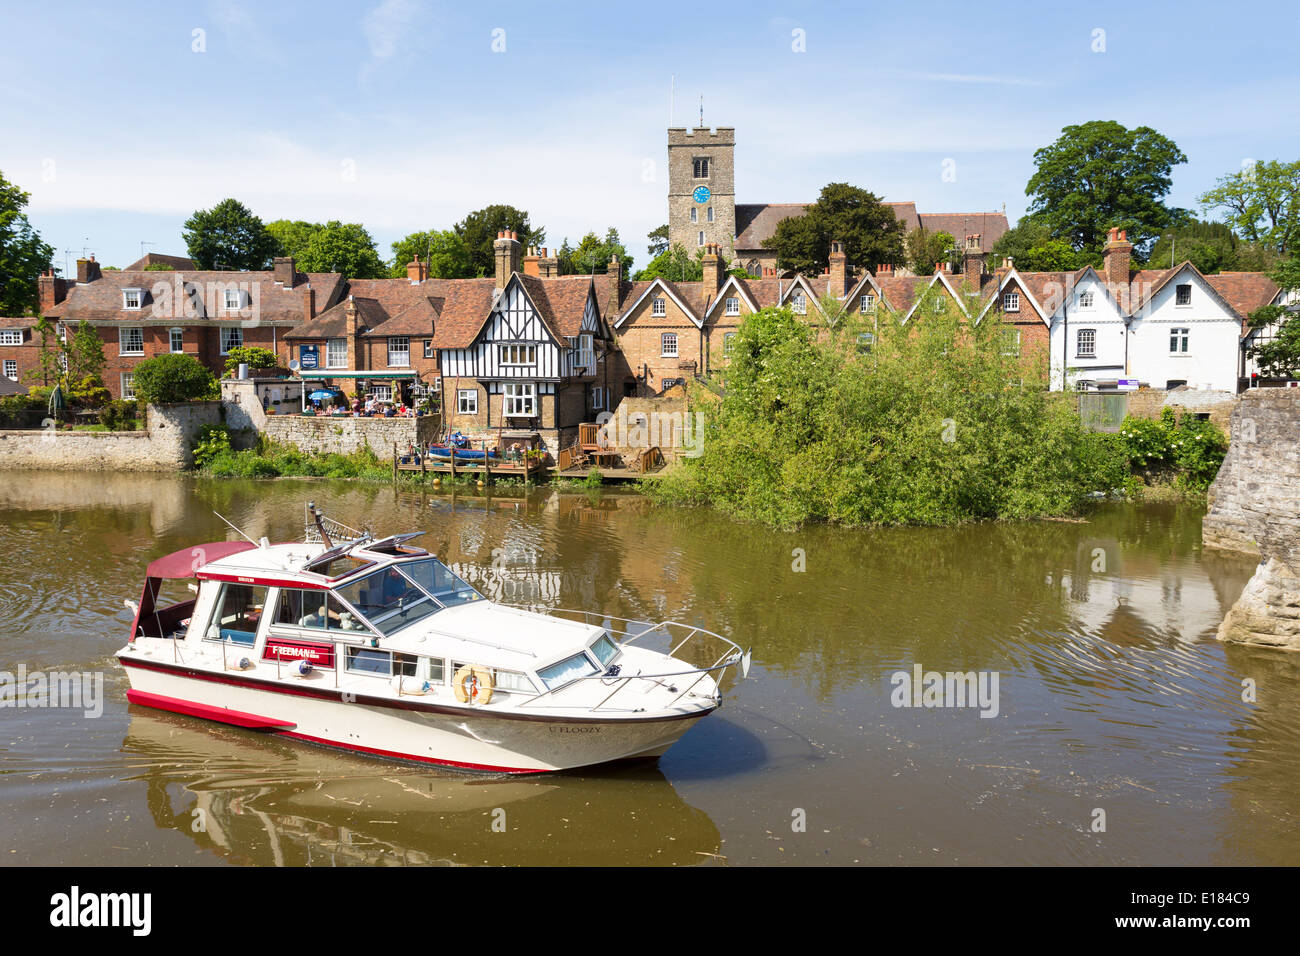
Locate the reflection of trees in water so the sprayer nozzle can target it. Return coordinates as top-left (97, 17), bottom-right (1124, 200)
top-left (122, 711), bottom-right (721, 866)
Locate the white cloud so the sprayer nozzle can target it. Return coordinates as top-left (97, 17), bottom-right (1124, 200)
top-left (363, 0), bottom-right (424, 60)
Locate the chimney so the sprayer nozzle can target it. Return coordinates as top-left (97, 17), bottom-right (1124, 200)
top-left (274, 256), bottom-right (296, 287)
top-left (876, 263), bottom-right (893, 276)
top-left (962, 234), bottom-right (986, 290)
top-left (406, 255), bottom-right (427, 283)
top-left (76, 255), bottom-right (101, 284)
top-left (38, 270), bottom-right (68, 314)
top-left (702, 243), bottom-right (723, 293)
top-left (538, 248), bottom-right (559, 278)
top-left (523, 247), bottom-right (541, 277)
top-left (301, 286), bottom-right (315, 320)
top-left (1103, 227), bottom-right (1132, 287)
top-left (607, 253), bottom-right (621, 281)
top-left (494, 230), bottom-right (522, 289)
top-left (829, 240), bottom-right (848, 296)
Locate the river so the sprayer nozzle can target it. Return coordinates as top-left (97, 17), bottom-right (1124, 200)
top-left (1, 472), bottom-right (1294, 866)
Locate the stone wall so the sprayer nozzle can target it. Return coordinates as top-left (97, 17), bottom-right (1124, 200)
top-left (0, 401), bottom-right (220, 471)
top-left (261, 412), bottom-right (439, 456)
top-left (1204, 390), bottom-right (1300, 650)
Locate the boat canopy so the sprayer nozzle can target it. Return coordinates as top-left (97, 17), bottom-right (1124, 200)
top-left (146, 541), bottom-right (259, 579)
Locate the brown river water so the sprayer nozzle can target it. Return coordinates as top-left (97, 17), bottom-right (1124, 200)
top-left (1, 472), bottom-right (1295, 866)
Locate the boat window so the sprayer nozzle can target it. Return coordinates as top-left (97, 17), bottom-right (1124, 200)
top-left (422, 657), bottom-right (446, 684)
top-left (306, 554), bottom-right (373, 579)
top-left (537, 652), bottom-right (599, 691)
top-left (398, 558), bottom-right (482, 608)
top-left (346, 647), bottom-right (391, 676)
top-left (205, 582), bottom-right (267, 646)
top-left (275, 588), bottom-right (367, 633)
top-left (590, 633), bottom-right (619, 668)
top-left (494, 670), bottom-right (537, 694)
top-left (336, 567), bottom-right (438, 636)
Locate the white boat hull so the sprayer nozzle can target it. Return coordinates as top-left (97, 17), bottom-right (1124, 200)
top-left (120, 654), bottom-right (712, 774)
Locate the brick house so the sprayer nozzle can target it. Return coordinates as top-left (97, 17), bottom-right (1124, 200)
top-left (35, 255), bottom-right (343, 399)
top-left (0, 317), bottom-right (50, 389)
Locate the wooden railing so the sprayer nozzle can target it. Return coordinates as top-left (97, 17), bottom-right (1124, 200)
top-left (557, 445), bottom-right (581, 472)
top-left (636, 446), bottom-right (664, 473)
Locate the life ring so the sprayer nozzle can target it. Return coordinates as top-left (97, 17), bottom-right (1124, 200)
top-left (453, 665), bottom-right (494, 705)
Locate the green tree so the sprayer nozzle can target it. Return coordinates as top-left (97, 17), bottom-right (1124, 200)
top-left (223, 345), bottom-right (280, 376)
top-left (1147, 220), bottom-right (1244, 274)
top-left (647, 224), bottom-right (669, 257)
top-left (0, 170), bottom-right (54, 316)
top-left (23, 316), bottom-right (63, 387)
top-left (183, 199), bottom-right (280, 270)
top-left (904, 228), bottom-right (955, 275)
top-left (557, 228), bottom-right (632, 277)
top-left (388, 229), bottom-right (473, 279)
top-left (64, 320), bottom-right (106, 385)
top-left (1199, 159), bottom-right (1300, 255)
top-left (453, 205), bottom-right (545, 278)
top-left (295, 221), bottom-right (386, 279)
top-left (1025, 121), bottom-right (1189, 255)
top-left (265, 219), bottom-right (322, 261)
top-left (633, 243), bottom-right (704, 282)
top-left (763, 182), bottom-right (905, 276)
top-left (1246, 252), bottom-right (1300, 377)
top-left (130, 353), bottom-right (219, 404)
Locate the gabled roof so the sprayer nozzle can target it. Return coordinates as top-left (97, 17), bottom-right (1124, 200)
top-left (284, 296), bottom-right (388, 340)
top-left (703, 274), bottom-right (760, 319)
top-left (1203, 272), bottom-right (1280, 329)
top-left (900, 271), bottom-right (970, 321)
top-left (777, 274), bottom-right (830, 316)
top-left (122, 252), bottom-right (196, 271)
top-left (732, 202), bottom-right (1009, 252)
top-left (614, 277), bottom-right (703, 328)
top-left (975, 268), bottom-right (1071, 325)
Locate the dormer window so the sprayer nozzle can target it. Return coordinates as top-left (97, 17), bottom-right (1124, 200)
top-left (224, 289), bottom-right (243, 311)
top-left (1003, 292), bottom-right (1020, 313)
top-left (122, 289), bottom-right (142, 310)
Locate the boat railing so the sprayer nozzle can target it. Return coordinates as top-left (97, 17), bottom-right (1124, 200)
top-left (499, 605), bottom-right (749, 713)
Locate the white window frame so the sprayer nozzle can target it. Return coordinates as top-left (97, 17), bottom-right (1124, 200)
top-left (0, 329), bottom-right (22, 346)
top-left (3, 359), bottom-right (16, 380)
top-left (860, 294), bottom-right (875, 313)
top-left (707, 206), bottom-right (714, 223)
top-left (499, 343), bottom-right (537, 367)
top-left (169, 327), bottom-right (185, 353)
top-left (652, 298), bottom-right (666, 317)
top-left (387, 336), bottom-right (410, 368)
top-left (121, 373), bottom-right (135, 400)
top-left (592, 386), bottom-right (606, 410)
top-left (1003, 292), bottom-right (1020, 313)
top-left (326, 337), bottom-right (347, 369)
top-left (575, 333), bottom-right (594, 371)
top-left (219, 326), bottom-right (242, 355)
top-left (119, 326), bottom-right (144, 356)
top-left (690, 207), bottom-right (697, 223)
top-left (122, 289), bottom-right (142, 310)
top-left (503, 382), bottom-right (536, 416)
top-left (697, 231), bottom-right (705, 247)
top-left (1175, 284), bottom-right (1192, 307)
top-left (457, 389), bottom-right (478, 415)
top-left (423, 339), bottom-right (434, 359)
top-left (792, 293), bottom-right (806, 315)
top-left (723, 331), bottom-right (737, 356)
top-left (1076, 328), bottom-right (1096, 359)
top-left (223, 289), bottom-right (242, 311)
top-left (661, 332), bottom-right (678, 358)
top-left (1002, 329), bottom-right (1022, 356)
top-left (725, 297), bottom-right (739, 316)
top-left (1078, 291), bottom-right (1094, 309)
top-left (1170, 327), bottom-right (1190, 354)
top-left (369, 384), bottom-right (393, 403)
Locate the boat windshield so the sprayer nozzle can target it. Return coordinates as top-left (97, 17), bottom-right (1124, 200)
top-left (538, 652), bottom-right (599, 690)
top-left (396, 558), bottom-right (483, 608)
top-left (335, 567), bottom-right (438, 636)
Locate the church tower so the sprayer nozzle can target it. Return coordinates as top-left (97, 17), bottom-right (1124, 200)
top-left (667, 126), bottom-right (736, 261)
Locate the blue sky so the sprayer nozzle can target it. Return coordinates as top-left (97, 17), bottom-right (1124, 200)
top-left (2, 0), bottom-right (1298, 273)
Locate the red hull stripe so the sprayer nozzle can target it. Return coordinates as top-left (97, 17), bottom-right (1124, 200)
top-left (127, 689), bottom-right (297, 730)
top-left (196, 571), bottom-right (329, 590)
top-left (279, 730), bottom-right (549, 774)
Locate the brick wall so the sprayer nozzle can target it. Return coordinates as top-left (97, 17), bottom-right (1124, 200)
top-left (616, 291), bottom-right (703, 396)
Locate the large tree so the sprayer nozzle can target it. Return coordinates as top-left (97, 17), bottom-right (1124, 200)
top-left (265, 219), bottom-right (322, 261)
top-left (453, 205), bottom-right (544, 278)
top-left (0, 170), bottom-right (54, 316)
top-left (388, 229), bottom-right (473, 279)
top-left (1246, 252), bottom-right (1300, 377)
top-left (904, 227), bottom-right (955, 276)
top-left (1200, 159), bottom-right (1300, 255)
top-left (647, 224), bottom-right (669, 257)
top-left (633, 243), bottom-right (705, 283)
top-left (1025, 121), bottom-right (1189, 255)
top-left (557, 228), bottom-right (632, 277)
top-left (183, 199), bottom-right (280, 271)
top-left (293, 221), bottom-right (386, 279)
top-left (1145, 219), bottom-right (1256, 274)
top-left (762, 182), bottom-right (905, 276)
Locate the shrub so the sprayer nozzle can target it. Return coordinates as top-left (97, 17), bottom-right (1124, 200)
top-left (191, 424), bottom-right (234, 469)
top-left (130, 354), bottom-right (219, 404)
top-left (223, 346), bottom-right (282, 376)
top-left (99, 399), bottom-right (142, 431)
top-left (1116, 409), bottom-right (1227, 493)
top-left (67, 375), bottom-right (110, 408)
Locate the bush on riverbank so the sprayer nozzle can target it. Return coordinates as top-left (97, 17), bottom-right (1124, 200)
top-left (1113, 409), bottom-right (1228, 495)
top-left (649, 300), bottom-right (1131, 528)
top-left (193, 425), bottom-right (390, 480)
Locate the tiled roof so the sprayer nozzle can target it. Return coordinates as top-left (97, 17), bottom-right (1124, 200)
top-left (1204, 272), bottom-right (1280, 328)
top-left (122, 252), bottom-right (197, 271)
top-left (734, 204), bottom-right (810, 250)
top-left (0, 376), bottom-right (27, 396)
top-left (370, 296), bottom-right (440, 337)
top-left (46, 268), bottom-right (343, 325)
top-left (916, 212), bottom-right (1010, 248)
top-left (283, 296), bottom-right (388, 340)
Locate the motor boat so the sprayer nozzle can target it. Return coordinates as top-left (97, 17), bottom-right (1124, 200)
top-left (117, 505), bottom-right (748, 774)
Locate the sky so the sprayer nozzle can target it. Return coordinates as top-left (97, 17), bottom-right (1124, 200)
top-left (2, 0), bottom-right (1298, 274)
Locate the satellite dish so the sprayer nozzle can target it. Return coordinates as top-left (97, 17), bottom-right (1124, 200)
top-left (289, 359), bottom-right (301, 371)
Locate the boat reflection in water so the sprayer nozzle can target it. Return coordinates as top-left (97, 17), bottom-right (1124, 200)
top-left (121, 709), bottom-right (723, 866)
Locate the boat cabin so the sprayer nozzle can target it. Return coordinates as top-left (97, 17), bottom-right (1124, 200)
top-left (130, 535), bottom-right (621, 705)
